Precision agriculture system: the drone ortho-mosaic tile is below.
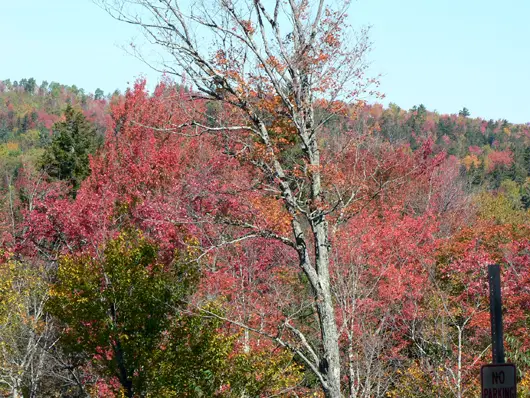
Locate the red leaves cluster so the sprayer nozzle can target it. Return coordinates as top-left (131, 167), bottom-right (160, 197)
top-left (439, 222), bottom-right (530, 342)
top-left (486, 149), bottom-right (513, 171)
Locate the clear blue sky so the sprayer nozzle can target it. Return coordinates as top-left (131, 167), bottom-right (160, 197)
top-left (1, 0), bottom-right (529, 123)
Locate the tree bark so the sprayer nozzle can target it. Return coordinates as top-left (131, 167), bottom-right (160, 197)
top-left (97, 1), bottom-right (373, 395)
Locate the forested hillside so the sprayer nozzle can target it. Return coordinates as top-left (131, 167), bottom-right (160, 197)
top-left (1, 72), bottom-right (529, 397)
top-left (0, 79), bottom-right (108, 182)
top-left (3, 79), bottom-right (529, 197)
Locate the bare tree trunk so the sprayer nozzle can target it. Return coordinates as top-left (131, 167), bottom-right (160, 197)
top-left (97, 1), bottom-right (374, 395)
top-left (347, 332), bottom-right (358, 398)
top-left (314, 220), bottom-right (342, 397)
top-left (456, 325), bottom-right (463, 398)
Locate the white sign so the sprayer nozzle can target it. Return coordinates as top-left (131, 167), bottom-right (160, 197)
top-left (481, 364), bottom-right (516, 398)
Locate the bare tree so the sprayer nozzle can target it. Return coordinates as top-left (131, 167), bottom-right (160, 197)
top-left (0, 261), bottom-right (54, 398)
top-left (96, 1), bottom-right (375, 396)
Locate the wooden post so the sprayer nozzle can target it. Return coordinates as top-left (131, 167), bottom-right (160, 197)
top-left (488, 264), bottom-right (505, 364)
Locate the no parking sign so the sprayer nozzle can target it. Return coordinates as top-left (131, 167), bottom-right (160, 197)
top-left (481, 363), bottom-right (516, 398)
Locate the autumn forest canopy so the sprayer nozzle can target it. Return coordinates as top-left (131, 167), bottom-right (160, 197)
top-left (1, 1), bottom-right (529, 397)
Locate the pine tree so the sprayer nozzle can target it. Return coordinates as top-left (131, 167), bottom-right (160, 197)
top-left (458, 107), bottom-right (470, 117)
top-left (94, 88), bottom-right (104, 100)
top-left (40, 105), bottom-right (102, 195)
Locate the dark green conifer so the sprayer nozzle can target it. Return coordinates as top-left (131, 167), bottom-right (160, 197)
top-left (40, 105), bottom-right (102, 195)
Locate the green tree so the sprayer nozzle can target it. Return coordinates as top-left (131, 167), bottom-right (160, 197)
top-left (40, 105), bottom-right (102, 194)
top-left (48, 231), bottom-right (199, 397)
top-left (48, 231), bottom-right (302, 397)
top-left (475, 185), bottom-right (526, 225)
top-left (458, 107), bottom-right (470, 117)
top-left (25, 78), bottom-right (37, 94)
top-left (94, 88), bottom-right (104, 100)
top-left (148, 311), bottom-right (302, 397)
top-left (39, 80), bottom-right (49, 93)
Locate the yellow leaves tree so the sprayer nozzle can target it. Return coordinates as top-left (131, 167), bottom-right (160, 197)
top-left (461, 154), bottom-right (481, 171)
top-left (0, 255), bottom-right (53, 398)
top-left (475, 180), bottom-right (527, 225)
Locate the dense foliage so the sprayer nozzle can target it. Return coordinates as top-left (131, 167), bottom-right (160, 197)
top-left (1, 5), bottom-right (529, 395)
top-left (1, 72), bottom-right (529, 396)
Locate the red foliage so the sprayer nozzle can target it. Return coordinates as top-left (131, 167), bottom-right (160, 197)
top-left (37, 110), bottom-right (59, 130)
top-left (468, 145), bottom-right (483, 155)
top-left (439, 221), bottom-right (530, 356)
top-left (487, 149), bottom-right (513, 172)
top-left (11, 77), bottom-right (528, 395)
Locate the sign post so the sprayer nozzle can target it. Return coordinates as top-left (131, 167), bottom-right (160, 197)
top-left (480, 264), bottom-right (516, 398)
top-left (488, 263), bottom-right (505, 364)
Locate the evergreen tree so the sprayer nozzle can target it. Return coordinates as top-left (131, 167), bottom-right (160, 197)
top-left (507, 143), bottom-right (528, 183)
top-left (25, 78), bottom-right (37, 94)
top-left (467, 162), bottom-right (486, 187)
top-left (94, 88), bottom-right (104, 100)
top-left (40, 105), bottom-right (102, 194)
top-left (523, 147), bottom-right (530, 175)
top-left (39, 80), bottom-right (49, 93)
top-left (458, 107), bottom-right (470, 117)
